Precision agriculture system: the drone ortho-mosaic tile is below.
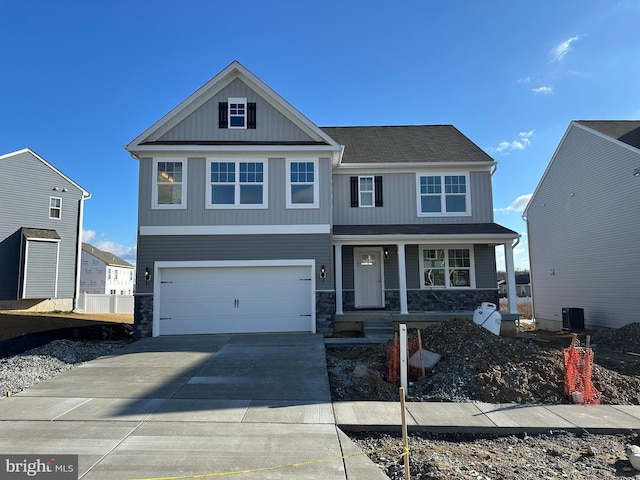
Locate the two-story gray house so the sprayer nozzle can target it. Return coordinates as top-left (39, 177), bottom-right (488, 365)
top-left (126, 61), bottom-right (519, 337)
top-left (0, 148), bottom-right (91, 311)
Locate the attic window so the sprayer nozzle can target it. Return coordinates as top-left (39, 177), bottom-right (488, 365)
top-left (219, 100), bottom-right (256, 129)
top-left (229, 97), bottom-right (246, 128)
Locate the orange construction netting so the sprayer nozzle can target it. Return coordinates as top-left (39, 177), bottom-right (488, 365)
top-left (562, 336), bottom-right (599, 405)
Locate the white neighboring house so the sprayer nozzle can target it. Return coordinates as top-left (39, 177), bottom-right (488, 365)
top-left (80, 243), bottom-right (134, 295)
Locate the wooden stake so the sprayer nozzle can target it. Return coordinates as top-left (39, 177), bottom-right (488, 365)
top-left (586, 335), bottom-right (591, 349)
top-left (417, 329), bottom-right (425, 377)
top-left (399, 387), bottom-right (410, 480)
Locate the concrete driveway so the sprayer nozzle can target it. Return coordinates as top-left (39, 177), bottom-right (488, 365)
top-left (0, 334), bottom-right (387, 480)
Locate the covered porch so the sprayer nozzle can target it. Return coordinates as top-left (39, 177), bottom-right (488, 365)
top-left (332, 223), bottom-right (521, 333)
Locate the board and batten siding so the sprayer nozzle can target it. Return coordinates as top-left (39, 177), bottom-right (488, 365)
top-left (136, 233), bottom-right (333, 294)
top-left (527, 124), bottom-right (640, 329)
top-left (0, 150), bottom-right (84, 300)
top-left (138, 156), bottom-right (332, 227)
top-left (332, 171), bottom-right (494, 225)
top-left (158, 78), bottom-right (317, 143)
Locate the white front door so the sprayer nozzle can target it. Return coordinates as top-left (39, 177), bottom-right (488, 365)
top-left (354, 248), bottom-right (384, 308)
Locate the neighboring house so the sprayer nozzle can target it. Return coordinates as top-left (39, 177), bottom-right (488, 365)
top-left (0, 148), bottom-right (91, 311)
top-left (80, 243), bottom-right (135, 295)
top-left (525, 120), bottom-right (640, 330)
top-left (498, 273), bottom-right (531, 297)
top-left (125, 61), bottom-right (519, 337)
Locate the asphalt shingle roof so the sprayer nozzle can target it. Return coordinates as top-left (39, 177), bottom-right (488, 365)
top-left (82, 243), bottom-right (133, 268)
top-left (321, 125), bottom-right (495, 164)
top-left (22, 228), bottom-right (61, 240)
top-left (577, 120), bottom-right (640, 150)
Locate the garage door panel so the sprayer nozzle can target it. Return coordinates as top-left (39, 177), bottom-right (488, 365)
top-left (157, 265), bottom-right (313, 335)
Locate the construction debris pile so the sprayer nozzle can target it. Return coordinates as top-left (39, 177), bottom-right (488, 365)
top-left (326, 318), bottom-right (640, 404)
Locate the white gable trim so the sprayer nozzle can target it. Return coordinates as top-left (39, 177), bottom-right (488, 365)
top-left (126, 61), bottom-right (342, 153)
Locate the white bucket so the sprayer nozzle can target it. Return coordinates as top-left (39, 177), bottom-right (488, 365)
top-left (473, 302), bottom-right (502, 335)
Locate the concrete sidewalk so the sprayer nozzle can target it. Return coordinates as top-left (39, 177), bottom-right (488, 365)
top-left (1, 334), bottom-right (639, 479)
top-left (0, 334), bottom-right (387, 480)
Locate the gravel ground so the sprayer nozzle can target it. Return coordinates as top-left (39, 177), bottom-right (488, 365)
top-left (327, 318), bottom-right (640, 478)
top-left (0, 339), bottom-right (129, 397)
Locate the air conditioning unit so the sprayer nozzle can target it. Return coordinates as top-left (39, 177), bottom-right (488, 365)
top-left (562, 307), bottom-right (584, 330)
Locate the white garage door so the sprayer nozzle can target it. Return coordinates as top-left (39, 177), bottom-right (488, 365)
top-left (157, 265), bottom-right (314, 335)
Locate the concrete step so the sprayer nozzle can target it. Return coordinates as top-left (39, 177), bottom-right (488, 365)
top-left (363, 321), bottom-right (394, 343)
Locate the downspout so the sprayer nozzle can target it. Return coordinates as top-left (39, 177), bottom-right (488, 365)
top-left (74, 191), bottom-right (91, 311)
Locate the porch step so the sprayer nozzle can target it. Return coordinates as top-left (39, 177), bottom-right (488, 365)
top-left (363, 320), bottom-right (394, 344)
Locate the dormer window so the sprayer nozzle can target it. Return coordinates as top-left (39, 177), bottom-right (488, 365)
top-left (229, 97), bottom-right (246, 128)
top-left (219, 99), bottom-right (257, 129)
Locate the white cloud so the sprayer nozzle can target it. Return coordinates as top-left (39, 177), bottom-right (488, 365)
top-left (82, 229), bottom-right (96, 242)
top-left (94, 240), bottom-right (137, 264)
top-left (82, 230), bottom-right (136, 263)
top-left (551, 35), bottom-right (580, 62)
top-left (491, 130), bottom-right (535, 154)
top-left (495, 193), bottom-right (533, 213)
top-left (532, 85), bottom-right (553, 95)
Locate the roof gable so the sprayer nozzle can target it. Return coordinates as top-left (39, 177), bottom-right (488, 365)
top-left (320, 125), bottom-right (495, 165)
top-left (0, 148), bottom-right (90, 197)
top-left (126, 61), bottom-right (341, 153)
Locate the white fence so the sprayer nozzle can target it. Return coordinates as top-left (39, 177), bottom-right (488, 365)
top-left (78, 293), bottom-right (134, 314)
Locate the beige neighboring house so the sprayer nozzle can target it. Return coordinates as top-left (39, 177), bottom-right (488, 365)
top-left (80, 243), bottom-right (134, 295)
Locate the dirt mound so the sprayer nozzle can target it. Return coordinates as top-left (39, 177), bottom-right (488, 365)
top-left (326, 318), bottom-right (640, 404)
top-left (591, 322), bottom-right (640, 352)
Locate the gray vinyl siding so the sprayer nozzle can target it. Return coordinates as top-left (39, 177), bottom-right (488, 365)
top-left (527, 124), bottom-right (640, 329)
top-left (473, 245), bottom-right (497, 289)
top-left (138, 156), bottom-right (332, 226)
top-left (136, 233), bottom-right (333, 294)
top-left (158, 79), bottom-right (317, 143)
top-left (0, 151), bottom-right (84, 300)
top-left (332, 171), bottom-right (494, 225)
top-left (22, 240), bottom-right (57, 298)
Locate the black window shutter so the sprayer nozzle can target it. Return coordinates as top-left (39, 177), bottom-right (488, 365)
top-left (218, 102), bottom-right (228, 129)
top-left (247, 102), bottom-right (256, 129)
top-left (374, 176), bottom-right (383, 207)
top-left (350, 176), bottom-right (359, 207)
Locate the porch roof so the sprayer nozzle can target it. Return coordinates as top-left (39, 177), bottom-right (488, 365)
top-left (333, 223), bottom-right (520, 243)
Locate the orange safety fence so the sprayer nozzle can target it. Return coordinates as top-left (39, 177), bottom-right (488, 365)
top-left (388, 331), bottom-right (424, 386)
top-left (562, 335), bottom-right (599, 405)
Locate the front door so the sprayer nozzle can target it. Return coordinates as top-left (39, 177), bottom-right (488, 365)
top-left (354, 248), bottom-right (384, 308)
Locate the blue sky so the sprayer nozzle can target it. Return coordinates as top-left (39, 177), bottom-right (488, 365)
top-left (2, 1), bottom-right (639, 270)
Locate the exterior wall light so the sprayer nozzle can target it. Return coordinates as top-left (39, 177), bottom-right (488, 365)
top-left (320, 265), bottom-right (326, 281)
top-left (383, 247), bottom-right (390, 261)
top-left (144, 267), bottom-right (152, 284)
top-left (633, 167), bottom-right (640, 177)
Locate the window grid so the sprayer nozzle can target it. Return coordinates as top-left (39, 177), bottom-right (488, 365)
top-left (209, 161), bottom-right (265, 207)
top-left (419, 174), bottom-right (468, 214)
top-left (288, 161), bottom-right (317, 207)
top-left (49, 197), bottom-right (62, 219)
top-left (359, 176), bottom-right (374, 207)
top-left (421, 248), bottom-right (472, 288)
top-left (156, 161), bottom-right (184, 206)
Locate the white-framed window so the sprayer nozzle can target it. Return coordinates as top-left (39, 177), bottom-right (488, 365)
top-left (107, 268), bottom-right (111, 280)
top-left (49, 197), bottom-right (62, 219)
top-left (114, 269), bottom-right (118, 280)
top-left (419, 246), bottom-right (475, 288)
top-left (417, 173), bottom-right (470, 216)
top-left (153, 159), bottom-right (186, 208)
top-left (359, 176), bottom-right (374, 207)
top-left (228, 97), bottom-right (246, 129)
top-left (287, 159), bottom-right (318, 208)
top-left (207, 159), bottom-right (267, 208)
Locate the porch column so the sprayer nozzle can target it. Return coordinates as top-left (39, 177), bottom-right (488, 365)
top-left (335, 243), bottom-right (343, 315)
top-left (504, 242), bottom-right (518, 314)
top-left (397, 243), bottom-right (408, 314)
